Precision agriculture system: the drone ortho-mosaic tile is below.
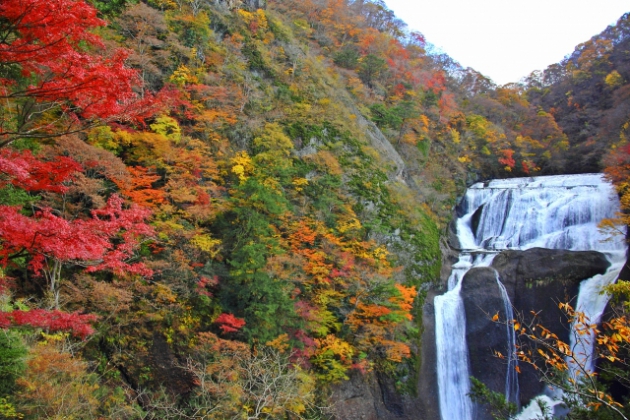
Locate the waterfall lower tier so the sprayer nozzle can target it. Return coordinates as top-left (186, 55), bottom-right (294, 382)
top-left (570, 252), bottom-right (626, 378)
top-left (436, 253), bottom-right (494, 420)
top-left (496, 273), bottom-right (519, 406)
top-left (437, 174), bottom-right (627, 420)
top-left (435, 287), bottom-right (473, 420)
top-left (514, 250), bottom-right (625, 420)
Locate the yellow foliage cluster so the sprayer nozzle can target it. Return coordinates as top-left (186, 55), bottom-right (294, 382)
top-left (169, 64), bottom-right (199, 87)
top-left (337, 217), bottom-right (362, 234)
top-left (292, 177), bottom-right (309, 191)
top-left (190, 234), bottom-right (222, 258)
top-left (150, 115), bottom-right (182, 143)
top-left (236, 9), bottom-right (268, 34)
top-left (230, 151), bottom-right (253, 182)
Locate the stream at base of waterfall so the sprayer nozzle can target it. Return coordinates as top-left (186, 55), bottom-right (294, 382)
top-left (436, 174), bottom-right (627, 420)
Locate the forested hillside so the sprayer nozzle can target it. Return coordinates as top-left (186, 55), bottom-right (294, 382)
top-left (0, 0), bottom-right (629, 418)
top-left (525, 14), bottom-right (630, 173)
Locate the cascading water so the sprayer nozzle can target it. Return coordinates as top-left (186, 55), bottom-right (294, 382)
top-left (495, 272), bottom-right (519, 406)
top-left (436, 174), bottom-right (627, 420)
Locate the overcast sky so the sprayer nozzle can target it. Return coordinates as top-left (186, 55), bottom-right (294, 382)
top-left (384, 0), bottom-right (629, 85)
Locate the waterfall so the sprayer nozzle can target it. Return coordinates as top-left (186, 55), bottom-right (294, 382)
top-left (568, 253), bottom-right (626, 378)
top-left (436, 174), bottom-right (626, 420)
top-left (435, 279), bottom-right (473, 420)
top-left (495, 272), bottom-right (519, 406)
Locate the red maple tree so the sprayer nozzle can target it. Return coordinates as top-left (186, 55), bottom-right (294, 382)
top-left (0, 0), bottom-right (159, 145)
top-left (215, 313), bottom-right (246, 334)
top-left (0, 149), bottom-right (154, 307)
top-left (0, 309), bottom-right (98, 339)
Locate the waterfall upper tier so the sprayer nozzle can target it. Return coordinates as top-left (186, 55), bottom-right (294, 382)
top-left (457, 173), bottom-right (623, 254)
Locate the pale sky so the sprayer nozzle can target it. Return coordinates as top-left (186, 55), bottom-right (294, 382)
top-left (384, 0), bottom-right (629, 85)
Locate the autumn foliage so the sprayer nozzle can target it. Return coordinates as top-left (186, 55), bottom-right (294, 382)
top-left (214, 312), bottom-right (246, 334)
top-left (492, 300), bottom-right (630, 419)
top-left (0, 149), bottom-right (82, 193)
top-left (0, 0), bottom-right (155, 144)
top-left (0, 310), bottom-right (97, 339)
top-left (8, 0), bottom-right (622, 417)
top-left (0, 194), bottom-right (153, 276)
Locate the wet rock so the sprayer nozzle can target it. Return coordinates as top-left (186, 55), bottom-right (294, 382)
top-left (461, 247), bottom-right (609, 416)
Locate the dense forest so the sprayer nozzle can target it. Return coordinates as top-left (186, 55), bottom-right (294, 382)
top-left (0, 0), bottom-right (629, 418)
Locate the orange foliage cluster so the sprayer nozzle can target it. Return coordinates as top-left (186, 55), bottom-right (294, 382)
top-left (281, 217), bottom-right (415, 372)
top-left (496, 302), bottom-right (630, 416)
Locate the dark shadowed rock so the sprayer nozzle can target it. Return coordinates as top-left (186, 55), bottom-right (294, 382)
top-left (470, 204), bottom-right (484, 238)
top-left (330, 370), bottom-right (380, 420)
top-left (461, 266), bottom-right (509, 420)
top-left (461, 248), bottom-right (609, 415)
top-left (493, 248), bottom-right (609, 297)
top-left (456, 194), bottom-right (469, 218)
top-left (494, 247), bottom-right (610, 403)
top-left (329, 370), bottom-right (413, 420)
top-left (447, 217), bottom-right (461, 251)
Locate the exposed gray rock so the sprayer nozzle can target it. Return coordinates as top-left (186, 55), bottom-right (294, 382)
top-left (212, 0), bottom-right (266, 11)
top-left (493, 248), bottom-right (610, 300)
top-left (329, 370), bottom-right (412, 420)
top-left (242, 0), bottom-right (267, 10)
top-left (446, 218), bottom-right (460, 251)
top-left (360, 117), bottom-right (406, 182)
top-left (334, 94), bottom-right (406, 183)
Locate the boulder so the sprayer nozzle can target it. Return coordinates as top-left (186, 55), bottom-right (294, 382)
top-left (329, 370), bottom-right (412, 420)
top-left (495, 247), bottom-right (610, 407)
top-left (461, 266), bottom-right (512, 420)
top-left (462, 248), bottom-right (609, 414)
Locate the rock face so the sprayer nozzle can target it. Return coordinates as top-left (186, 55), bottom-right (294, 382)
top-left (329, 370), bottom-right (411, 420)
top-left (213, 0), bottom-right (266, 11)
top-left (242, 0), bottom-right (267, 10)
top-left (462, 248), bottom-right (610, 418)
top-left (461, 265), bottom-right (509, 420)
